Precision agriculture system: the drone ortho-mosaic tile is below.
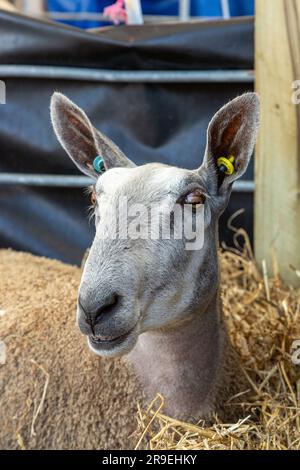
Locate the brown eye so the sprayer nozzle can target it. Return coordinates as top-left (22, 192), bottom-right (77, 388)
top-left (184, 190), bottom-right (206, 205)
top-left (90, 190), bottom-right (97, 206)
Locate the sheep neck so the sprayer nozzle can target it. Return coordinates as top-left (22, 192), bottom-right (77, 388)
top-left (127, 294), bottom-right (227, 421)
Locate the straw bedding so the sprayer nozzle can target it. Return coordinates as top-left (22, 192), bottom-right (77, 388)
top-left (0, 245), bottom-right (299, 450)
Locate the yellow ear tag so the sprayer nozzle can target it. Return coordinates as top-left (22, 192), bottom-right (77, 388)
top-left (217, 155), bottom-right (235, 176)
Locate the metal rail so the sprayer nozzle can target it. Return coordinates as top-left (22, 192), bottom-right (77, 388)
top-left (0, 173), bottom-right (254, 192)
top-left (0, 64), bottom-right (254, 192)
top-left (0, 65), bottom-right (255, 84)
top-left (179, 0), bottom-right (191, 22)
top-left (0, 174), bottom-right (91, 188)
top-left (39, 13), bottom-right (227, 23)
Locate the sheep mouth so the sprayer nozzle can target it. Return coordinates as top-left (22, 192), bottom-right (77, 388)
top-left (87, 324), bottom-right (137, 353)
top-left (89, 330), bottom-right (131, 345)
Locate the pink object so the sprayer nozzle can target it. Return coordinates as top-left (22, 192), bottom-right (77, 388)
top-left (103, 0), bottom-right (128, 25)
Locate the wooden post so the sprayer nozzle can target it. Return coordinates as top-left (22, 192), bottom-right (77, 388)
top-left (255, 0), bottom-right (300, 287)
top-left (255, 0), bottom-right (300, 286)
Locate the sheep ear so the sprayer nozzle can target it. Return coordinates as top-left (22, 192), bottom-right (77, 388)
top-left (201, 93), bottom-right (260, 194)
top-left (50, 93), bottom-right (135, 179)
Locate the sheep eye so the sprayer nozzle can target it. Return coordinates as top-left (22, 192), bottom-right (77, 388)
top-left (184, 190), bottom-right (206, 205)
top-left (90, 190), bottom-right (97, 206)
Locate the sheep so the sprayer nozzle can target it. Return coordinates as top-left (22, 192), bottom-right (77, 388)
top-left (50, 92), bottom-right (259, 423)
top-left (0, 93), bottom-right (260, 449)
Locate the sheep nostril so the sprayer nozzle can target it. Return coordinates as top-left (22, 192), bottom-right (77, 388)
top-left (94, 294), bottom-right (119, 322)
top-left (78, 294), bottom-right (120, 328)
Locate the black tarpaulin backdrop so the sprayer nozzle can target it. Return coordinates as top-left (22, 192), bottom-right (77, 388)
top-left (0, 11), bottom-right (254, 265)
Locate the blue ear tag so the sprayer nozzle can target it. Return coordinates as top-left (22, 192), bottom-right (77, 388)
top-left (93, 156), bottom-right (105, 174)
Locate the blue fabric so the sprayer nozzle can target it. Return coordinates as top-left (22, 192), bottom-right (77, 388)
top-left (141, 1), bottom-right (178, 15)
top-left (229, 0), bottom-right (254, 16)
top-left (191, 0), bottom-right (221, 16)
top-left (47, 1), bottom-right (255, 29)
top-left (135, 1), bottom-right (254, 17)
top-left (191, 0), bottom-right (254, 17)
